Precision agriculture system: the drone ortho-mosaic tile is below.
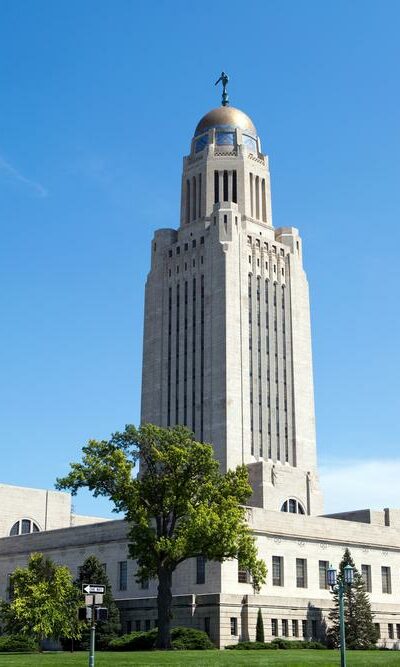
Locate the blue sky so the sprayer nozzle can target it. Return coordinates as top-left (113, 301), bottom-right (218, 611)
top-left (1, 1), bottom-right (399, 516)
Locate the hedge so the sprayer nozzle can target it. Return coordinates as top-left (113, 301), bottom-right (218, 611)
top-left (109, 626), bottom-right (215, 651)
top-left (0, 635), bottom-right (39, 653)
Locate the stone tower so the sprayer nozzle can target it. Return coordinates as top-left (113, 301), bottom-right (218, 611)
top-left (141, 102), bottom-right (323, 515)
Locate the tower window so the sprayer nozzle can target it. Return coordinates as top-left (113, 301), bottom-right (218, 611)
top-left (186, 180), bottom-right (190, 224)
top-left (261, 178), bottom-right (267, 222)
top-left (232, 170), bottom-right (237, 203)
top-left (214, 171), bottom-right (219, 203)
top-left (223, 170), bottom-right (228, 201)
top-left (255, 176), bottom-right (260, 219)
top-left (250, 173), bottom-right (254, 217)
top-left (198, 173), bottom-right (202, 218)
top-left (192, 176), bottom-right (197, 221)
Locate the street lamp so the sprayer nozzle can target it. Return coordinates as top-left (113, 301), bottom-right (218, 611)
top-left (327, 563), bottom-right (354, 667)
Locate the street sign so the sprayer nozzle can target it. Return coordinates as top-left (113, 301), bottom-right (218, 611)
top-left (82, 583), bottom-right (106, 595)
top-left (94, 594), bottom-right (104, 605)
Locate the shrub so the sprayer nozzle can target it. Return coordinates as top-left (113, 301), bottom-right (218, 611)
top-left (109, 629), bottom-right (157, 651)
top-left (108, 626), bottom-right (214, 651)
top-left (225, 641), bottom-right (278, 650)
top-left (256, 608), bottom-right (265, 643)
top-left (0, 635), bottom-right (39, 653)
top-left (226, 639), bottom-right (327, 650)
top-left (170, 627), bottom-right (214, 650)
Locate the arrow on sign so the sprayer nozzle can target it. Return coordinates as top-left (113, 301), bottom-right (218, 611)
top-left (82, 584), bottom-right (106, 594)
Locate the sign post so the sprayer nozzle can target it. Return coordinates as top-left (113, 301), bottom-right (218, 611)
top-left (81, 584), bottom-right (107, 667)
top-left (89, 599), bottom-right (95, 667)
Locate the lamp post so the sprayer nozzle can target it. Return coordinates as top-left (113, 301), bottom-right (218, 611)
top-left (327, 563), bottom-right (354, 667)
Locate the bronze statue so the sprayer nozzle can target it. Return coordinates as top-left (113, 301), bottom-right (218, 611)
top-left (215, 71), bottom-right (229, 107)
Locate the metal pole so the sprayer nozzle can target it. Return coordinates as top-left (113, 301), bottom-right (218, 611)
top-left (89, 600), bottom-right (95, 667)
top-left (339, 582), bottom-right (346, 667)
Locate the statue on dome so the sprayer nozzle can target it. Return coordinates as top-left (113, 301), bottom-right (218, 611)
top-left (215, 71), bottom-right (229, 107)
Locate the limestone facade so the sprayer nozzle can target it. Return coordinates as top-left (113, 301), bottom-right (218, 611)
top-left (141, 106), bottom-right (323, 515)
top-left (0, 510), bottom-right (399, 648)
top-left (0, 483), bottom-right (108, 539)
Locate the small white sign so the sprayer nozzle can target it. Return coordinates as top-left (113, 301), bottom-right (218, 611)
top-left (82, 583), bottom-right (106, 595)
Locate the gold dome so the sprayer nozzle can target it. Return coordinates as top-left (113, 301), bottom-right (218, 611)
top-left (195, 106), bottom-right (257, 137)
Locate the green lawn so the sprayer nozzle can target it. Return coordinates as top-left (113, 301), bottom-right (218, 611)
top-left (1, 651), bottom-right (400, 666)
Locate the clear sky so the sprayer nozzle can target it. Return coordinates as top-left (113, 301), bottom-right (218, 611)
top-left (1, 1), bottom-right (399, 517)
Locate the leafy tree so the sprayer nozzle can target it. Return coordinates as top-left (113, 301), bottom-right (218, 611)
top-left (256, 608), bottom-right (264, 643)
top-left (327, 548), bottom-right (379, 649)
top-left (75, 555), bottom-right (121, 648)
top-left (56, 423), bottom-right (267, 649)
top-left (0, 553), bottom-right (81, 644)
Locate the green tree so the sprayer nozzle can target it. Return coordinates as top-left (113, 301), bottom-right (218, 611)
top-left (76, 555), bottom-right (121, 648)
top-left (327, 548), bottom-right (379, 649)
top-left (256, 608), bottom-right (264, 643)
top-left (0, 553), bottom-right (81, 644)
top-left (56, 423), bottom-right (267, 649)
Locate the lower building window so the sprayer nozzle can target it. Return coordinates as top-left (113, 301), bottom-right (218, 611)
top-left (145, 619), bottom-right (151, 631)
top-left (388, 623), bottom-right (394, 639)
top-left (272, 556), bottom-right (284, 586)
top-left (135, 620), bottom-right (141, 631)
top-left (375, 623), bottom-right (380, 638)
top-left (230, 617), bottom-right (238, 636)
top-left (126, 620), bottom-right (132, 633)
top-left (118, 561), bottom-right (127, 591)
top-left (302, 619), bottom-right (308, 638)
top-left (204, 617), bottom-right (210, 636)
top-left (292, 619), bottom-right (299, 637)
top-left (238, 562), bottom-right (250, 583)
top-left (282, 619), bottom-right (288, 637)
top-left (382, 566), bottom-right (392, 594)
top-left (271, 618), bottom-right (278, 637)
top-left (196, 556), bottom-right (206, 584)
top-left (397, 624), bottom-right (400, 640)
top-left (319, 560), bottom-right (329, 590)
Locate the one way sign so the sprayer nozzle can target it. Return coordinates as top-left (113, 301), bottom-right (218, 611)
top-left (82, 583), bottom-right (106, 595)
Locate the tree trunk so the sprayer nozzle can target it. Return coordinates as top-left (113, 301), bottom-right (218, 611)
top-left (156, 566), bottom-right (173, 649)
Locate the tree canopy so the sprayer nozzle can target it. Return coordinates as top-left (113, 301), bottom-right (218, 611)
top-left (327, 548), bottom-right (379, 650)
top-left (0, 553), bottom-right (81, 642)
top-left (56, 423), bottom-right (267, 648)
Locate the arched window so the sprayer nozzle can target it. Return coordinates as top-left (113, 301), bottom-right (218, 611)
top-left (281, 499), bottom-right (305, 515)
top-left (10, 519), bottom-right (40, 536)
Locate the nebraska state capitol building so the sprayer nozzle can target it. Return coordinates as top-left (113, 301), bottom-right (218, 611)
top-left (1, 91), bottom-right (400, 648)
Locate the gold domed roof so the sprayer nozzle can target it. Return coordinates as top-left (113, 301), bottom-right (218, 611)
top-left (195, 106), bottom-right (257, 137)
